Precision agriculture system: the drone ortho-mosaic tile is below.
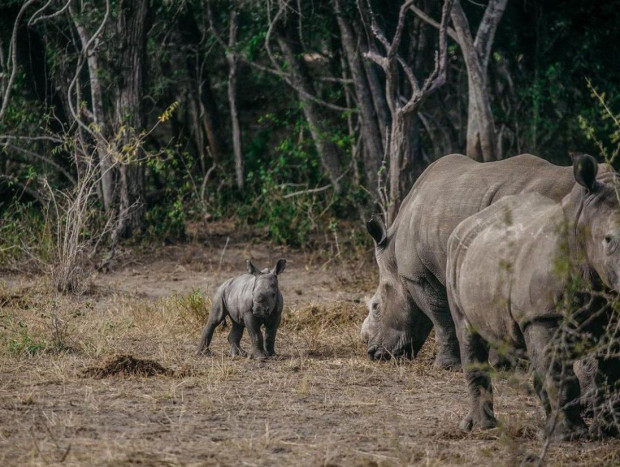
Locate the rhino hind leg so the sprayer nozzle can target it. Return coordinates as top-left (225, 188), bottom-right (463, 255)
top-left (228, 321), bottom-right (247, 357)
top-left (196, 293), bottom-right (227, 356)
top-left (524, 323), bottom-right (587, 441)
top-left (588, 356), bottom-right (620, 438)
top-left (458, 326), bottom-right (497, 431)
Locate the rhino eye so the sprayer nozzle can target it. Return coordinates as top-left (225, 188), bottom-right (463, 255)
top-left (604, 234), bottom-right (619, 254)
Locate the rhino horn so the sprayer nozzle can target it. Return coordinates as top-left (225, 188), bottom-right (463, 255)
top-left (570, 152), bottom-right (599, 192)
top-left (367, 217), bottom-right (387, 248)
top-left (273, 259), bottom-right (286, 275)
top-left (246, 259), bottom-right (261, 276)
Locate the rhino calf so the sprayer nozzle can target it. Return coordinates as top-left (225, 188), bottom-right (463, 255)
top-left (196, 259), bottom-right (286, 359)
top-left (446, 154), bottom-right (619, 440)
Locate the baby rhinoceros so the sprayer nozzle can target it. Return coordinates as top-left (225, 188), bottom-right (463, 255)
top-left (196, 259), bottom-right (286, 359)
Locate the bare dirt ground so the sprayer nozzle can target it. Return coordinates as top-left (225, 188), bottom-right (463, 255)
top-left (1, 226), bottom-right (619, 466)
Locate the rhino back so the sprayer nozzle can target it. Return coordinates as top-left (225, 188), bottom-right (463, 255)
top-left (393, 154), bottom-right (574, 286)
top-left (447, 193), bottom-right (565, 346)
top-left (221, 274), bottom-right (255, 322)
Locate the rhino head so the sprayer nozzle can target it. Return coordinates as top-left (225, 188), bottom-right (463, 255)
top-left (362, 218), bottom-right (433, 360)
top-left (247, 259), bottom-right (286, 318)
top-left (570, 154), bottom-right (620, 292)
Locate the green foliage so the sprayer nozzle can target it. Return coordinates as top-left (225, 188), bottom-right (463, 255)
top-left (0, 202), bottom-right (52, 269)
top-left (6, 321), bottom-right (46, 356)
top-left (175, 288), bottom-right (209, 326)
top-left (239, 111), bottom-right (339, 246)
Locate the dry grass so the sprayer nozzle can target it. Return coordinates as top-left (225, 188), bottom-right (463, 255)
top-left (1, 251), bottom-right (619, 466)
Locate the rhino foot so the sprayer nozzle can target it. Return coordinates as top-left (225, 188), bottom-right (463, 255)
top-left (459, 410), bottom-right (498, 432)
top-left (434, 355), bottom-right (461, 371)
top-left (251, 350), bottom-right (268, 361)
top-left (545, 416), bottom-right (588, 441)
top-left (230, 348), bottom-right (247, 358)
top-left (196, 348), bottom-right (212, 357)
top-left (589, 420), bottom-right (619, 440)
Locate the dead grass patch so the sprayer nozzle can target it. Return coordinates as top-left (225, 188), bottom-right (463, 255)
top-left (1, 247), bottom-right (619, 466)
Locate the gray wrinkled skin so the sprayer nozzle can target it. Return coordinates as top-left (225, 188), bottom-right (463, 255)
top-left (196, 259), bottom-right (286, 359)
top-left (446, 154), bottom-right (619, 440)
top-left (364, 153), bottom-right (595, 368)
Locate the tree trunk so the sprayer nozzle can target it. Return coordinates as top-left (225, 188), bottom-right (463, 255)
top-left (387, 110), bottom-right (415, 224)
top-left (113, 0), bottom-right (149, 239)
top-left (178, 9), bottom-right (225, 166)
top-left (71, 10), bottom-right (114, 211)
top-left (227, 10), bottom-right (243, 194)
top-left (276, 15), bottom-right (343, 193)
top-left (450, 0), bottom-right (507, 162)
top-left (334, 0), bottom-right (383, 195)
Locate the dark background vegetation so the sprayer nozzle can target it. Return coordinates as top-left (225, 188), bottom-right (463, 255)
top-left (0, 0), bottom-right (619, 256)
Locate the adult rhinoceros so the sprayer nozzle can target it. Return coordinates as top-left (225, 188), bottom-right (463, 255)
top-left (446, 154), bottom-right (619, 439)
top-left (362, 153), bottom-right (608, 369)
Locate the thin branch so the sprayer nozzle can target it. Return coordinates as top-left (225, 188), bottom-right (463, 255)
top-left (262, 1), bottom-right (353, 113)
top-left (66, 0), bottom-right (110, 145)
top-left (2, 144), bottom-right (76, 184)
top-left (388, 0), bottom-right (415, 61)
top-left (401, 0), bottom-right (454, 115)
top-left (0, 0), bottom-right (38, 121)
top-left (282, 184), bottom-right (333, 199)
top-left (0, 134), bottom-right (64, 144)
top-left (28, 0), bottom-right (72, 26)
top-left (408, 4), bottom-right (459, 42)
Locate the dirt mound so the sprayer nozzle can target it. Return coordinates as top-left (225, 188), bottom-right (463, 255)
top-left (82, 354), bottom-right (173, 378)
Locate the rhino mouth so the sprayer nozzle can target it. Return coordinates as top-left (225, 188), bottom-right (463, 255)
top-left (367, 341), bottom-right (415, 361)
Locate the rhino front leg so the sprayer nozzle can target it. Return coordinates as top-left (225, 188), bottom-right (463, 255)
top-left (433, 310), bottom-right (462, 370)
top-left (264, 313), bottom-right (281, 357)
top-left (524, 323), bottom-right (587, 441)
top-left (243, 313), bottom-right (267, 360)
top-left (228, 321), bottom-right (247, 357)
top-left (407, 279), bottom-right (460, 370)
top-left (458, 322), bottom-right (497, 431)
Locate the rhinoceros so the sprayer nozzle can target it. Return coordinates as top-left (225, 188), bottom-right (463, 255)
top-left (446, 154), bottom-right (619, 439)
top-left (196, 259), bottom-right (286, 359)
top-left (363, 153), bottom-right (609, 369)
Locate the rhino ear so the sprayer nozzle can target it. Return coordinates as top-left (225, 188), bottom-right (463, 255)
top-left (367, 217), bottom-right (387, 248)
top-left (273, 259), bottom-right (286, 275)
top-left (571, 152), bottom-right (599, 192)
top-left (246, 259), bottom-right (261, 276)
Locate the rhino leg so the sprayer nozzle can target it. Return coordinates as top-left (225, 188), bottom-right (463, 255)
top-left (458, 324), bottom-right (497, 431)
top-left (244, 313), bottom-right (267, 360)
top-left (532, 370), bottom-right (552, 416)
top-left (406, 279), bottom-right (460, 370)
top-left (524, 323), bottom-right (587, 441)
top-left (264, 314), bottom-right (281, 357)
top-left (196, 291), bottom-right (227, 356)
top-left (228, 321), bottom-right (247, 357)
top-left (589, 356), bottom-right (620, 438)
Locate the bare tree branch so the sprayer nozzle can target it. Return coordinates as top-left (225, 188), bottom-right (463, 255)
top-left (409, 4), bottom-right (459, 42)
top-left (2, 144), bottom-right (76, 184)
top-left (474, 0), bottom-right (508, 70)
top-left (28, 0), bottom-right (72, 27)
top-left (0, 0), bottom-right (38, 121)
top-left (401, 0), bottom-right (454, 114)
